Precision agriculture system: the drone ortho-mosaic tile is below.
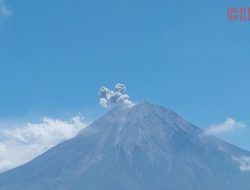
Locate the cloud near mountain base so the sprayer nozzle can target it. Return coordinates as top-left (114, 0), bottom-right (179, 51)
top-left (0, 115), bottom-right (87, 172)
top-left (204, 118), bottom-right (246, 136)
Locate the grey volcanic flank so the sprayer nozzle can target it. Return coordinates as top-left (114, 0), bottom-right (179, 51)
top-left (0, 102), bottom-right (249, 190)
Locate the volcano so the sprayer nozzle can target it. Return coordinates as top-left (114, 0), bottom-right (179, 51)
top-left (0, 102), bottom-right (250, 190)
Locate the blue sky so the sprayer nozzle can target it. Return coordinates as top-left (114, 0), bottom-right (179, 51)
top-left (0, 0), bottom-right (250, 151)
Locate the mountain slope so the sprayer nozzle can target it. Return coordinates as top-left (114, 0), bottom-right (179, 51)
top-left (0, 102), bottom-right (250, 190)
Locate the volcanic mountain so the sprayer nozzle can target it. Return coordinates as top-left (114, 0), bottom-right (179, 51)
top-left (0, 102), bottom-right (250, 190)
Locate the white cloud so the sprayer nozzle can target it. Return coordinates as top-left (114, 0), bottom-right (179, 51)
top-left (98, 83), bottom-right (133, 108)
top-left (233, 156), bottom-right (250, 172)
top-left (0, 0), bottom-right (11, 17)
top-left (0, 115), bottom-right (87, 173)
top-left (204, 118), bottom-right (246, 136)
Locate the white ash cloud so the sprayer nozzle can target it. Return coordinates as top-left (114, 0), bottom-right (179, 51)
top-left (98, 83), bottom-right (133, 108)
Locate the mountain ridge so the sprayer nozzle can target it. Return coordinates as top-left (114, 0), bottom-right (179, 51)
top-left (0, 102), bottom-right (249, 190)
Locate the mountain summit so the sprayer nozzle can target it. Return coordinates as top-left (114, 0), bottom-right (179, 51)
top-left (0, 102), bottom-right (250, 190)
